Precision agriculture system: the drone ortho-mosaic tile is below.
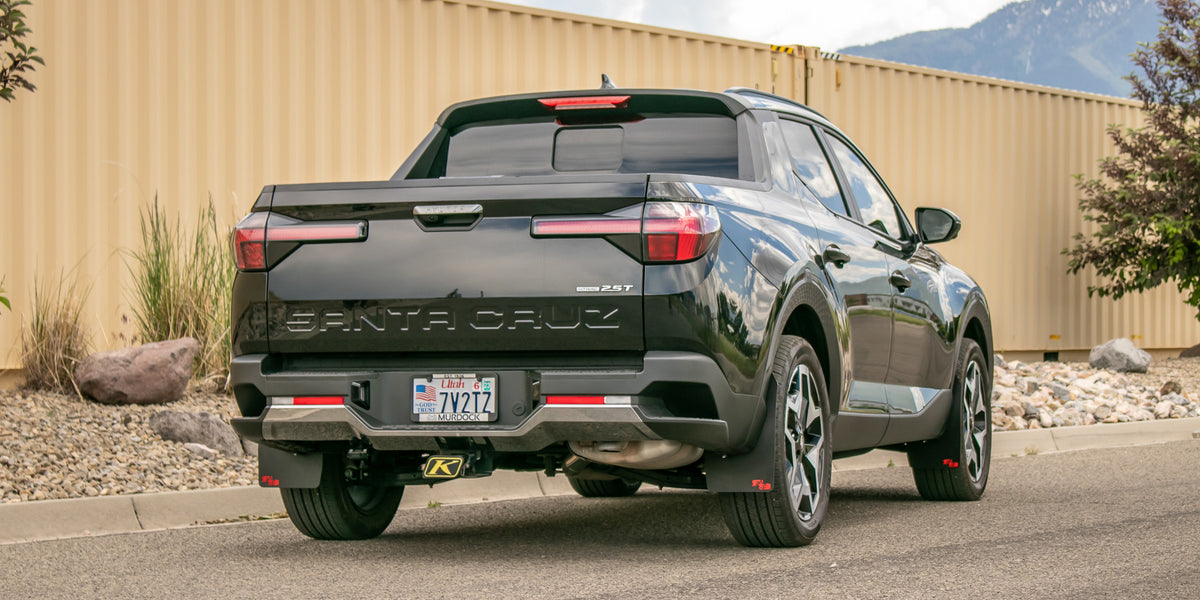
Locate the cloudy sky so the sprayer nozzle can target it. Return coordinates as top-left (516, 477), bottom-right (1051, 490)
top-left (501, 0), bottom-right (1023, 51)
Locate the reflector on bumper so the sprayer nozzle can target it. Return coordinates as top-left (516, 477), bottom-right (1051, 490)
top-left (270, 396), bottom-right (346, 406)
top-left (544, 395), bottom-right (632, 405)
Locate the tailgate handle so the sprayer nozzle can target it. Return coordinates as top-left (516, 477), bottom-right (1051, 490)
top-left (414, 204), bottom-right (483, 231)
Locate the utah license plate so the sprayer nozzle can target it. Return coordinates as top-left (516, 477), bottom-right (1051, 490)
top-left (412, 374), bottom-right (497, 423)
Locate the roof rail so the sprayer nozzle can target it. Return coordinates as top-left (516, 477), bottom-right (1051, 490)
top-left (723, 87), bottom-right (831, 121)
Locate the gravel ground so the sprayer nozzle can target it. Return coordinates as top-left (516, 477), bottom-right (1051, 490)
top-left (0, 387), bottom-right (256, 503)
top-left (1, 356), bottom-right (1198, 504)
top-left (992, 355), bottom-right (1200, 430)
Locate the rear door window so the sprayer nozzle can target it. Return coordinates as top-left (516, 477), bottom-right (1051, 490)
top-left (439, 115), bottom-right (741, 179)
top-left (779, 120), bottom-right (849, 215)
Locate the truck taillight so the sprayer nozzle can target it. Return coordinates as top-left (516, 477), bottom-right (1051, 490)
top-left (642, 202), bottom-right (721, 263)
top-left (233, 212), bottom-right (269, 270)
top-left (531, 202), bottom-right (720, 264)
top-left (232, 212), bottom-right (368, 272)
top-left (531, 217), bottom-right (641, 236)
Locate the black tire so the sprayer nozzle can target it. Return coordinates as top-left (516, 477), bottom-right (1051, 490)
top-left (907, 338), bottom-right (991, 501)
top-left (719, 335), bottom-right (832, 548)
top-left (280, 453), bottom-right (404, 540)
top-left (567, 476), bottom-right (642, 498)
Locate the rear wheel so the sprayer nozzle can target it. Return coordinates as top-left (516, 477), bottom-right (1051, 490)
top-left (567, 476), bottom-right (642, 497)
top-left (281, 452), bottom-right (404, 540)
top-left (720, 335), bottom-right (831, 547)
top-left (907, 338), bottom-right (991, 501)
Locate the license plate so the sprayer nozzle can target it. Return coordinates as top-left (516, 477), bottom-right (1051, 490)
top-left (412, 374), bottom-right (497, 423)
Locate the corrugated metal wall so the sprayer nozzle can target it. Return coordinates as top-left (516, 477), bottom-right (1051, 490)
top-left (801, 52), bottom-right (1200, 353)
top-left (0, 0), bottom-right (780, 369)
top-left (0, 0), bottom-right (1194, 371)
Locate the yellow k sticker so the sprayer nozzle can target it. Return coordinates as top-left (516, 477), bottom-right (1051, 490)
top-left (423, 456), bottom-right (465, 479)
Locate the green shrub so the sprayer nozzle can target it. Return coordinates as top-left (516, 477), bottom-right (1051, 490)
top-left (128, 196), bottom-right (234, 381)
top-left (0, 0), bottom-right (45, 103)
top-left (20, 270), bottom-right (91, 394)
top-left (0, 275), bottom-right (10, 311)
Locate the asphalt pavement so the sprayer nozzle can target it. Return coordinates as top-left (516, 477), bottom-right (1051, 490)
top-left (2, 437), bottom-right (1198, 599)
top-left (3, 416), bottom-right (1197, 545)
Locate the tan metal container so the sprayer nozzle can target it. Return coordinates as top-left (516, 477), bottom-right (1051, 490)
top-left (1, 0), bottom-right (1193, 375)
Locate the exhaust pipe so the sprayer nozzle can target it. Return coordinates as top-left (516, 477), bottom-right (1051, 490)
top-left (569, 440), bottom-right (703, 470)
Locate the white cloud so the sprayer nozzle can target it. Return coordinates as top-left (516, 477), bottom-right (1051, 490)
top-left (501, 0), bottom-right (1024, 50)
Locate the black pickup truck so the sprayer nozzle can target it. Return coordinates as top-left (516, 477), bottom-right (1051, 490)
top-left (229, 86), bottom-right (993, 547)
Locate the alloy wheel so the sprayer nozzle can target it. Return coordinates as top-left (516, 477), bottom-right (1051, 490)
top-left (961, 361), bottom-right (988, 482)
top-left (784, 364), bottom-right (825, 521)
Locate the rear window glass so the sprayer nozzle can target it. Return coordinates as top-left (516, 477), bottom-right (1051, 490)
top-left (436, 115), bottom-right (741, 179)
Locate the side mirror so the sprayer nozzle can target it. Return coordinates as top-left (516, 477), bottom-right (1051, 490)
top-left (914, 207), bottom-right (961, 244)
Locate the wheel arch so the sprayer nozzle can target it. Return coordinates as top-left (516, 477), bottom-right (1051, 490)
top-left (706, 271), bottom-right (844, 494)
top-left (958, 294), bottom-right (994, 376)
top-left (773, 275), bottom-right (844, 415)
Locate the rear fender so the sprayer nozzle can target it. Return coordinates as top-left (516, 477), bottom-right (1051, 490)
top-left (769, 273), bottom-right (845, 408)
top-left (705, 274), bottom-right (841, 492)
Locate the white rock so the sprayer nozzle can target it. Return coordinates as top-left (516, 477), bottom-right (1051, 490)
top-left (1154, 401), bottom-right (1173, 419)
top-left (1162, 392), bottom-right (1189, 406)
top-left (184, 443), bottom-right (217, 460)
top-left (1088, 338), bottom-right (1151, 373)
top-left (1038, 409), bottom-right (1054, 429)
top-left (1020, 378), bottom-right (1040, 394)
top-left (1060, 408), bottom-right (1085, 427)
top-left (993, 413), bottom-right (1013, 430)
top-left (1023, 401), bottom-right (1040, 419)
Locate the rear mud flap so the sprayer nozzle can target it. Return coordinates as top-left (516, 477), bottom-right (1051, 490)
top-left (258, 446), bottom-right (323, 488)
top-left (704, 392), bottom-right (777, 493)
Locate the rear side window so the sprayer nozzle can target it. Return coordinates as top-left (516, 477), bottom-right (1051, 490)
top-left (437, 115), bottom-right (741, 179)
top-left (779, 120), bottom-right (848, 215)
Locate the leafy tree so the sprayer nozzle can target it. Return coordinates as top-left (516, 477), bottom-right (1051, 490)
top-left (1066, 0), bottom-right (1200, 314)
top-left (0, 0), bottom-right (42, 102)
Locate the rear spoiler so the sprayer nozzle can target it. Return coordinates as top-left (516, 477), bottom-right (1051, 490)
top-left (437, 89), bottom-right (751, 129)
top-left (392, 89), bottom-right (753, 181)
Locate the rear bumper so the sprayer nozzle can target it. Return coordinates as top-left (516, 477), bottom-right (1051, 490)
top-left (230, 351), bottom-right (763, 453)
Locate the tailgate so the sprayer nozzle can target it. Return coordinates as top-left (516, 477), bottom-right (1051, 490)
top-left (263, 176), bottom-right (647, 354)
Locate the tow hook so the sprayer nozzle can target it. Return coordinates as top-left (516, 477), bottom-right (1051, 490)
top-left (344, 447), bottom-right (371, 481)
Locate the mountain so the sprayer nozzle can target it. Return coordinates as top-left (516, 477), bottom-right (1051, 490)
top-left (838, 0), bottom-right (1163, 98)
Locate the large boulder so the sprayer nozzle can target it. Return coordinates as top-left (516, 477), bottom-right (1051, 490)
top-left (74, 338), bottom-right (199, 405)
top-left (149, 410), bottom-right (243, 457)
top-left (1179, 343), bottom-right (1200, 358)
top-left (1088, 338), bottom-right (1151, 373)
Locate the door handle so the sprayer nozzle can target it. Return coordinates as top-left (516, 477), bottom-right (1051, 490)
top-left (889, 271), bottom-right (912, 292)
top-left (413, 203), bottom-right (483, 230)
top-left (821, 245), bottom-right (851, 268)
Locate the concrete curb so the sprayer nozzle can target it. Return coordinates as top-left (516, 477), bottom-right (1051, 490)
top-left (3, 417), bottom-right (1197, 545)
top-left (0, 470), bottom-right (577, 545)
top-left (831, 416), bottom-right (1200, 471)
